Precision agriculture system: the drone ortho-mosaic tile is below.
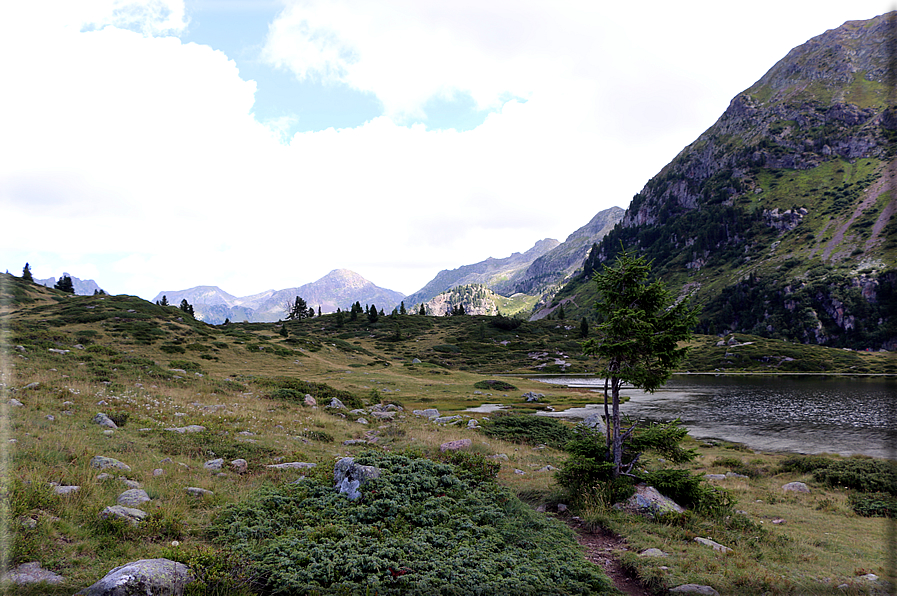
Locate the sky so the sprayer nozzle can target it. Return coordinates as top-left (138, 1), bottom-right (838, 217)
top-left (1, 0), bottom-right (894, 300)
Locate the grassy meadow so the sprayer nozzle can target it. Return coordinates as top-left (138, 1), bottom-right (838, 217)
top-left (0, 274), bottom-right (894, 594)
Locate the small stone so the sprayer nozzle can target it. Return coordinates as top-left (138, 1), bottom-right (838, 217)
top-left (669, 584), bottom-right (721, 595)
top-left (327, 398), bottom-right (346, 409)
top-left (303, 394), bottom-right (317, 407)
top-left (186, 487), bottom-right (213, 498)
top-left (694, 537), bottom-right (732, 554)
top-left (640, 548), bottom-right (669, 557)
top-left (8, 399), bottom-right (23, 407)
top-left (153, 468), bottom-right (164, 477)
top-left (204, 458), bottom-right (224, 470)
top-left (230, 459), bottom-right (248, 474)
top-left (537, 465), bottom-right (557, 472)
top-left (92, 413), bottom-right (117, 429)
top-left (99, 505), bottom-right (147, 526)
top-left (90, 456), bottom-right (131, 472)
top-left (266, 462), bottom-right (317, 470)
top-left (53, 485), bottom-right (80, 496)
top-left (343, 439), bottom-right (368, 446)
top-left (356, 418), bottom-right (369, 425)
top-left (23, 382), bottom-right (40, 390)
top-left (557, 504), bottom-right (568, 513)
top-left (440, 439), bottom-right (472, 452)
top-left (3, 561), bottom-right (65, 585)
top-left (772, 518), bottom-right (786, 524)
top-left (165, 425), bottom-right (206, 433)
top-left (46, 414), bottom-right (55, 421)
top-left (514, 469), bottom-right (525, 475)
top-left (413, 408), bottom-right (440, 419)
top-left (117, 489), bottom-right (151, 507)
top-left (488, 453), bottom-right (509, 461)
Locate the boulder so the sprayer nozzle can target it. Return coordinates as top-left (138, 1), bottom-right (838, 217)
top-left (76, 558), bottom-right (193, 596)
top-left (266, 462), bottom-right (317, 470)
top-left (230, 459), bottom-right (248, 474)
top-left (413, 408), bottom-right (440, 419)
top-left (614, 484), bottom-right (684, 518)
top-left (3, 561), bottom-right (64, 585)
top-left (99, 505), bottom-right (147, 526)
top-left (117, 489), bottom-right (151, 507)
top-left (204, 458), bottom-right (224, 470)
top-left (90, 456), bottom-right (131, 472)
top-left (8, 398), bottom-right (23, 407)
top-left (327, 398), bottom-right (346, 410)
top-left (303, 394), bottom-right (317, 407)
top-left (334, 457), bottom-right (381, 501)
top-left (639, 548), bottom-right (668, 557)
top-left (186, 487), bottom-right (213, 498)
top-left (433, 415), bottom-right (463, 424)
top-left (164, 425), bottom-right (206, 433)
top-left (694, 537), bottom-right (732, 554)
top-left (53, 485), bottom-right (80, 496)
top-left (523, 392), bottom-right (544, 402)
top-left (782, 481), bottom-right (810, 493)
top-left (669, 584), bottom-right (720, 595)
top-left (440, 439), bottom-right (472, 452)
top-left (579, 413), bottom-right (607, 434)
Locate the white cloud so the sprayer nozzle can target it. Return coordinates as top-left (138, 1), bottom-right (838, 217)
top-left (1, 0), bottom-right (894, 299)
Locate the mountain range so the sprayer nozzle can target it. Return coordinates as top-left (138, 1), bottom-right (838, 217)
top-left (36, 13), bottom-right (895, 350)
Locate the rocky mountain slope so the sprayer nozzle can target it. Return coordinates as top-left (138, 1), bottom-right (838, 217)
top-left (35, 273), bottom-right (103, 296)
top-left (552, 13), bottom-right (896, 350)
top-left (153, 269), bottom-right (404, 324)
top-left (403, 238), bottom-right (560, 307)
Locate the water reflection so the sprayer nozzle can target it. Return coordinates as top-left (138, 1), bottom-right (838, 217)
top-left (532, 375), bottom-right (897, 459)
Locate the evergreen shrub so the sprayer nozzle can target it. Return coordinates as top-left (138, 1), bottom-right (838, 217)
top-left (479, 413), bottom-right (573, 448)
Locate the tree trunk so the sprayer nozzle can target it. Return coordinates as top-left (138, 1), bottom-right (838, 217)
top-left (611, 377), bottom-right (622, 477)
top-left (603, 377), bottom-right (611, 452)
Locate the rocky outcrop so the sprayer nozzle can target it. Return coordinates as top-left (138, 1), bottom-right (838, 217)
top-left (76, 559), bottom-right (193, 596)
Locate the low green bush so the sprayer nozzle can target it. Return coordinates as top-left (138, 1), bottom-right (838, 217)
top-left (210, 452), bottom-right (613, 595)
top-left (169, 360), bottom-right (203, 373)
top-left (642, 469), bottom-right (735, 516)
top-left (479, 413), bottom-right (573, 448)
top-left (812, 458), bottom-right (897, 494)
top-left (438, 450), bottom-right (502, 486)
top-left (848, 492), bottom-right (897, 517)
top-left (473, 379), bottom-right (518, 391)
top-left (777, 454), bottom-right (834, 474)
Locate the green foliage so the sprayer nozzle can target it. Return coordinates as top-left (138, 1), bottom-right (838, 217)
top-left (811, 458), bottom-right (897, 494)
top-left (848, 492), bottom-right (897, 517)
top-left (86, 344), bottom-right (118, 356)
top-left (210, 452), bottom-right (613, 595)
top-left (22, 263), bottom-right (33, 282)
top-left (472, 379), bottom-right (518, 391)
top-left (179, 299), bottom-right (195, 317)
top-left (776, 455), bottom-right (834, 474)
top-left (712, 457), bottom-right (765, 478)
top-left (490, 312), bottom-right (522, 330)
top-left (438, 450), bottom-right (502, 486)
top-left (54, 275), bottom-right (74, 293)
top-left (627, 419), bottom-right (697, 464)
top-left (298, 430), bottom-right (335, 443)
top-left (479, 413), bottom-right (573, 449)
top-left (160, 343), bottom-right (187, 354)
top-left (169, 359), bottom-right (203, 373)
top-left (162, 545), bottom-right (257, 596)
top-left (258, 376), bottom-right (364, 409)
top-left (432, 344), bottom-right (460, 353)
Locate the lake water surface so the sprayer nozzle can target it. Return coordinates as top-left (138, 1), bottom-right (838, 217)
top-left (532, 375), bottom-right (897, 459)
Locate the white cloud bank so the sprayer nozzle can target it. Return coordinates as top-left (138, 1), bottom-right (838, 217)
top-left (0, 0), bottom-right (892, 299)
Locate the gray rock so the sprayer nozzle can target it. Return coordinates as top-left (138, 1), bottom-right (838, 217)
top-left (413, 408), bottom-right (440, 419)
top-left (694, 537), bottom-right (732, 553)
top-left (153, 468), bottom-right (164, 477)
top-left (523, 391), bottom-right (544, 402)
top-left (186, 487), bottom-right (213, 498)
top-left (537, 465), bottom-right (557, 472)
top-left (725, 471), bottom-right (748, 479)
top-left (440, 439), bottom-right (472, 452)
top-left (411, 358), bottom-right (421, 364)
top-left (117, 489), bottom-right (151, 507)
top-left (15, 345), bottom-right (27, 353)
top-left (343, 439), bottom-right (368, 446)
top-left (579, 413), bottom-right (607, 434)
top-left (121, 478), bottom-right (141, 489)
top-left (371, 411), bottom-right (396, 419)
top-left (230, 459), bottom-right (248, 474)
top-left (467, 419), bottom-right (479, 428)
top-left (488, 453), bottom-right (509, 461)
top-left (433, 415), bottom-right (463, 424)
top-left (304, 394), bottom-right (317, 407)
top-left (23, 382), bottom-right (40, 390)
top-left (669, 584), bottom-right (720, 595)
top-left (92, 413), bottom-right (118, 429)
top-left (614, 484), bottom-right (685, 518)
top-left (3, 561), bottom-right (65, 585)
top-left (99, 505), bottom-right (147, 526)
top-left (75, 558), bottom-right (193, 596)
top-left (639, 548), bottom-right (669, 557)
top-left (204, 458), bottom-right (224, 470)
top-left (782, 481), bottom-right (810, 493)
top-left (266, 462), bottom-right (317, 470)
top-left (334, 457), bottom-right (381, 501)
top-left (48, 348), bottom-right (70, 354)
top-left (165, 425), bottom-right (206, 433)
top-left (356, 418), bottom-right (369, 425)
top-left (705, 474), bottom-right (727, 480)
top-left (90, 456), bottom-right (131, 472)
top-left (53, 485), bottom-right (80, 496)
top-left (8, 398), bottom-right (23, 407)
top-left (327, 398), bottom-right (346, 410)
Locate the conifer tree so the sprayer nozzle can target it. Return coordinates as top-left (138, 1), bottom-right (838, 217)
top-left (179, 299), bottom-right (195, 317)
top-left (22, 263), bottom-right (33, 282)
top-left (400, 301), bottom-right (407, 315)
top-left (54, 275), bottom-right (74, 293)
top-left (419, 304), bottom-right (426, 316)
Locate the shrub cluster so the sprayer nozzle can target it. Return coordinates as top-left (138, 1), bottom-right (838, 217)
top-left (210, 452), bottom-right (613, 595)
top-left (479, 413), bottom-right (573, 449)
top-left (472, 379), bottom-right (518, 391)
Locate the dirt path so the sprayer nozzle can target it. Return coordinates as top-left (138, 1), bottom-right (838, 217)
top-left (567, 518), bottom-right (653, 596)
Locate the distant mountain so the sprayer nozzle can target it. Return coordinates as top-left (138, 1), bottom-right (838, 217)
top-left (552, 13), bottom-right (897, 350)
top-left (36, 273), bottom-right (103, 296)
top-left (403, 238), bottom-right (560, 307)
top-left (153, 269), bottom-right (404, 324)
top-left (493, 207), bottom-right (624, 297)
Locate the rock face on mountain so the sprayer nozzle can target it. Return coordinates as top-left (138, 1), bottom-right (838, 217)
top-left (494, 207), bottom-right (624, 296)
top-left (556, 13), bottom-right (896, 350)
top-left (404, 239), bottom-right (560, 307)
top-left (153, 269), bottom-right (404, 324)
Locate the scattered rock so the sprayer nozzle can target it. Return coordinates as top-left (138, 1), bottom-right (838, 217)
top-left (537, 465), bottom-right (557, 472)
top-left (99, 505), bottom-right (147, 526)
top-left (488, 453), bottom-right (509, 461)
top-left (92, 413), bottom-right (118, 429)
top-left (48, 348), bottom-right (70, 355)
top-left (433, 415), bottom-right (463, 424)
top-left (413, 408), bottom-right (440, 419)
top-left (266, 462), bottom-right (317, 470)
top-left (639, 548), bottom-right (669, 557)
top-left (356, 418), bottom-right (369, 425)
top-left (164, 425), bottom-right (206, 433)
top-left (334, 457), bottom-right (381, 501)
top-left (22, 382), bottom-right (40, 390)
top-left (705, 474), bottom-right (727, 480)
top-left (467, 419), bottom-right (479, 428)
top-left (440, 439), bottom-right (472, 452)
top-left (411, 358), bottom-right (421, 364)
top-left (3, 561), bottom-right (65, 586)
top-left (185, 487), bottom-right (213, 498)
top-left (75, 558), bottom-right (193, 596)
top-left (15, 345), bottom-right (26, 353)
top-left (303, 394), bottom-right (317, 407)
top-left (117, 489), bottom-right (151, 507)
top-left (327, 398), bottom-right (346, 410)
top-left (514, 469), bottom-right (525, 475)
top-left (694, 537), bottom-right (732, 554)
top-left (669, 584), bottom-right (721, 595)
top-left (90, 456), bottom-right (131, 472)
top-left (343, 439), bottom-right (368, 446)
top-left (725, 471), bottom-right (749, 479)
top-left (8, 399), bottom-right (23, 407)
top-left (579, 413), bottom-right (607, 434)
top-left (614, 484), bottom-right (685, 518)
top-left (772, 518), bottom-right (786, 524)
top-left (204, 458), bottom-right (224, 470)
top-left (53, 485), bottom-right (80, 496)
top-left (782, 481), bottom-right (809, 493)
top-left (523, 392), bottom-right (544, 402)
top-left (557, 504), bottom-right (568, 513)
top-left (230, 459), bottom-right (248, 474)
top-left (153, 469), bottom-right (164, 477)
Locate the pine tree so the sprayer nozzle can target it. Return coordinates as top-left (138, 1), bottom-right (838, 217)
top-left (54, 275), bottom-right (74, 293)
top-left (157, 295), bottom-right (169, 306)
top-left (419, 304), bottom-right (426, 316)
top-left (22, 263), bottom-right (33, 282)
top-left (286, 297), bottom-right (309, 320)
top-left (179, 299), bottom-right (195, 317)
top-left (368, 304), bottom-right (379, 323)
top-left (579, 317), bottom-right (589, 338)
top-left (400, 301), bottom-right (407, 315)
